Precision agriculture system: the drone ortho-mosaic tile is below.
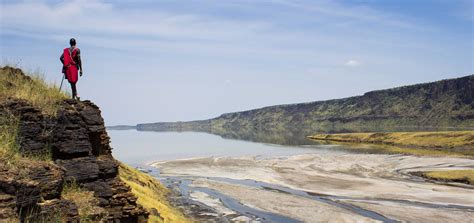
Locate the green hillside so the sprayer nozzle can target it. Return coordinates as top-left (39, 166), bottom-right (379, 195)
top-left (136, 74), bottom-right (474, 143)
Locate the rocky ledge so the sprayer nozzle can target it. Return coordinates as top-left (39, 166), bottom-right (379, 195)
top-left (0, 97), bottom-right (148, 222)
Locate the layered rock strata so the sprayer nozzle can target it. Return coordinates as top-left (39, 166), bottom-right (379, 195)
top-left (0, 95), bottom-right (148, 222)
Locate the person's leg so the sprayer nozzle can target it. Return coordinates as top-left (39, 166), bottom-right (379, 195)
top-left (70, 82), bottom-right (77, 99)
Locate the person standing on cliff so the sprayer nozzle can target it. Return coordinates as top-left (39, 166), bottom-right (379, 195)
top-left (60, 38), bottom-right (83, 100)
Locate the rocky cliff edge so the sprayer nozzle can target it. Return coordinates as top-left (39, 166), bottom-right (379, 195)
top-left (0, 67), bottom-right (148, 222)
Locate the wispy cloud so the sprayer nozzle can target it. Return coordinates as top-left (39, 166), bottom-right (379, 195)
top-left (345, 60), bottom-right (361, 67)
top-left (253, 0), bottom-right (421, 29)
top-left (0, 0), bottom-right (433, 56)
top-left (1, 0), bottom-right (270, 40)
top-left (2, 0), bottom-right (468, 68)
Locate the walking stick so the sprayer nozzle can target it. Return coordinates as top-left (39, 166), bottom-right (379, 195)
top-left (59, 74), bottom-right (65, 92)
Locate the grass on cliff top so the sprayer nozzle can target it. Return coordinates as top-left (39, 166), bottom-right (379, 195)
top-left (0, 66), bottom-right (68, 116)
top-left (0, 66), bottom-right (61, 170)
top-left (421, 170), bottom-right (474, 185)
top-left (308, 131), bottom-right (474, 157)
top-left (118, 163), bottom-right (191, 223)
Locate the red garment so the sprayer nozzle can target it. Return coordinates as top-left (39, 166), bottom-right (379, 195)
top-left (62, 47), bottom-right (79, 83)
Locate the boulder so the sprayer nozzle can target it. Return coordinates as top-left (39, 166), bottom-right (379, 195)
top-left (55, 157), bottom-right (100, 183)
top-left (79, 102), bottom-right (103, 125)
top-left (52, 99), bottom-right (112, 159)
top-left (83, 180), bottom-right (114, 198)
top-left (51, 127), bottom-right (92, 159)
top-left (97, 156), bottom-right (119, 179)
top-left (29, 163), bottom-right (65, 200)
top-left (16, 184), bottom-right (40, 212)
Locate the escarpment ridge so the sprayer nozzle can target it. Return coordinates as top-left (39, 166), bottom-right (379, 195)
top-left (134, 74), bottom-right (474, 144)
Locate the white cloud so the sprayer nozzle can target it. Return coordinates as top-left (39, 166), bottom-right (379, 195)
top-left (256, 0), bottom-right (420, 30)
top-left (1, 0), bottom-right (306, 58)
top-left (0, 0), bottom-right (430, 54)
top-left (0, 0), bottom-right (271, 41)
top-left (345, 60), bottom-right (361, 67)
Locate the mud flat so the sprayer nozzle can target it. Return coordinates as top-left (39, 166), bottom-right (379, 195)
top-left (151, 153), bottom-right (474, 222)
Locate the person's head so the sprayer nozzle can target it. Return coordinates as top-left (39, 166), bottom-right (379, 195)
top-left (69, 38), bottom-right (76, 46)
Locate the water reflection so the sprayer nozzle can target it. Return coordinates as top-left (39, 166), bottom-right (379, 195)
top-left (108, 130), bottom-right (345, 165)
top-left (134, 125), bottom-right (473, 146)
top-left (109, 125), bottom-right (473, 165)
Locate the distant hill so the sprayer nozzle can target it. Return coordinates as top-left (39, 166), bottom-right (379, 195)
top-left (107, 125), bottom-right (137, 130)
top-left (135, 74), bottom-right (474, 143)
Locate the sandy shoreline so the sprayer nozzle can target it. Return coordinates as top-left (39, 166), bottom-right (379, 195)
top-left (150, 153), bottom-right (474, 222)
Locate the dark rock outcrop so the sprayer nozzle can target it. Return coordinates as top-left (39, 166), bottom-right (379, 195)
top-left (0, 93), bottom-right (148, 222)
top-left (0, 167), bottom-right (43, 221)
top-left (0, 99), bottom-right (50, 155)
top-left (37, 199), bottom-right (80, 222)
top-left (0, 193), bottom-right (17, 219)
top-left (51, 99), bottom-right (148, 222)
top-left (27, 162), bottom-right (65, 200)
top-left (56, 157), bottom-right (101, 183)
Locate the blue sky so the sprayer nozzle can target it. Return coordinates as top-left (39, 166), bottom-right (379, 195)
top-left (1, 0), bottom-right (473, 125)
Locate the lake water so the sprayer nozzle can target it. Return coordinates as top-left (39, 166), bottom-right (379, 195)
top-left (108, 130), bottom-right (348, 165)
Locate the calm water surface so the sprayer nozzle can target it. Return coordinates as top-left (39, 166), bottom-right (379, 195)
top-left (109, 130), bottom-right (347, 165)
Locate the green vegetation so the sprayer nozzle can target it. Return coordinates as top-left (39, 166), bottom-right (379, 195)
top-left (0, 114), bottom-right (20, 167)
top-left (308, 131), bottom-right (474, 157)
top-left (119, 163), bottom-right (191, 223)
top-left (0, 115), bottom-right (55, 222)
top-left (137, 74), bottom-right (474, 139)
top-left (0, 67), bottom-right (57, 170)
top-left (330, 142), bottom-right (469, 157)
top-left (421, 170), bottom-right (474, 185)
top-left (0, 111), bottom-right (50, 177)
top-left (308, 131), bottom-right (474, 148)
top-left (0, 137), bottom-right (35, 223)
top-left (0, 66), bottom-right (68, 116)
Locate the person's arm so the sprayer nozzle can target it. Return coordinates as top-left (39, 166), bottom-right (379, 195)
top-left (60, 53), bottom-right (64, 64)
top-left (76, 48), bottom-right (83, 75)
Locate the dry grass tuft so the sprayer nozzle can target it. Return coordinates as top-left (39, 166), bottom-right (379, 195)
top-left (118, 163), bottom-right (191, 223)
top-left (62, 181), bottom-right (107, 222)
top-left (0, 114), bottom-right (22, 169)
top-left (423, 170), bottom-right (474, 185)
top-left (0, 112), bottom-right (52, 172)
top-left (1, 218), bottom-right (20, 223)
top-left (0, 66), bottom-right (68, 116)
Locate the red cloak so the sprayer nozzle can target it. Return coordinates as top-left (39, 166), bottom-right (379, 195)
top-left (62, 47), bottom-right (79, 83)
